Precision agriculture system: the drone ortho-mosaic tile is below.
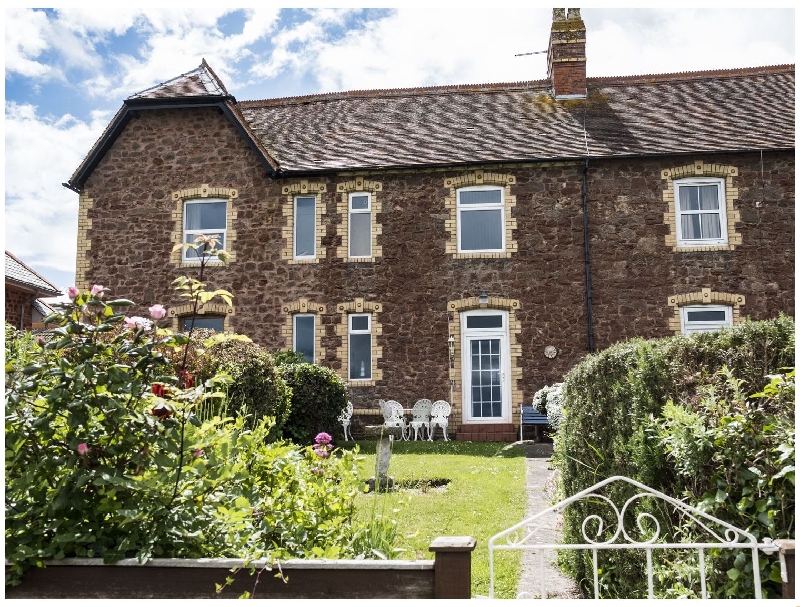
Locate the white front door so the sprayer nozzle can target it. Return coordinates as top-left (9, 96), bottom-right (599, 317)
top-left (461, 310), bottom-right (511, 423)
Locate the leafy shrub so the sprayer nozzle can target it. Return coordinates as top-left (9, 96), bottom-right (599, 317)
top-left (532, 382), bottom-right (564, 429)
top-left (187, 333), bottom-right (292, 438)
top-left (655, 367), bottom-right (794, 598)
top-left (5, 287), bottom-right (395, 588)
top-left (552, 316), bottom-right (794, 599)
top-left (271, 349), bottom-right (307, 366)
top-left (280, 363), bottom-right (349, 445)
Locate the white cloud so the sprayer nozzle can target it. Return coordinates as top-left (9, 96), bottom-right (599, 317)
top-left (5, 8), bottom-right (55, 78)
top-left (4, 102), bottom-right (110, 279)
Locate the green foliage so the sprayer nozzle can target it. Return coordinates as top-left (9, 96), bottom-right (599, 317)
top-left (5, 287), bottom-right (394, 589)
top-left (187, 333), bottom-right (292, 438)
top-left (280, 363), bottom-right (349, 445)
top-left (271, 349), bottom-right (307, 366)
top-left (552, 316), bottom-right (794, 598)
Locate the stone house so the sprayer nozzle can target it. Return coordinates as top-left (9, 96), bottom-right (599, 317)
top-left (5, 251), bottom-right (61, 331)
top-left (66, 9), bottom-right (794, 441)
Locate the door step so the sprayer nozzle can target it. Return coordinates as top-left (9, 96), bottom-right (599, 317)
top-left (456, 424), bottom-right (517, 442)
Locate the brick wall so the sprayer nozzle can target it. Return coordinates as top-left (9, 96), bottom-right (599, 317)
top-left (78, 107), bottom-right (795, 436)
top-left (5, 286), bottom-right (33, 330)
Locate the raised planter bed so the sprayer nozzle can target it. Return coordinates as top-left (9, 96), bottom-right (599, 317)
top-left (5, 536), bottom-right (476, 599)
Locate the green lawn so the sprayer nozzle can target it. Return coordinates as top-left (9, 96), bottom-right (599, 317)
top-left (344, 440), bottom-right (528, 599)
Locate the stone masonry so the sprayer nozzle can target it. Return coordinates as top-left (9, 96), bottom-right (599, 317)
top-left (77, 106), bottom-right (795, 438)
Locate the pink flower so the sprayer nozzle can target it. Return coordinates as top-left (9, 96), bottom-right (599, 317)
top-left (315, 432), bottom-right (333, 445)
top-left (90, 284), bottom-right (105, 297)
top-left (148, 304), bottom-right (167, 320)
top-left (36, 336), bottom-right (46, 346)
top-left (77, 443), bottom-right (89, 455)
top-left (192, 449), bottom-right (205, 458)
top-left (67, 286), bottom-right (79, 299)
top-left (124, 316), bottom-right (152, 330)
top-left (313, 448), bottom-right (330, 459)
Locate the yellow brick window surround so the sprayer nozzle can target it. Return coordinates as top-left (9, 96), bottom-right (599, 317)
top-left (168, 302), bottom-right (235, 332)
top-left (75, 190), bottom-right (95, 290)
top-left (280, 299), bottom-right (327, 363)
top-left (335, 178), bottom-right (383, 261)
top-left (662, 161), bottom-right (741, 252)
top-left (335, 298), bottom-right (383, 386)
top-left (447, 296), bottom-right (522, 425)
top-left (667, 288), bottom-right (745, 335)
top-left (444, 170), bottom-right (517, 259)
top-left (170, 184), bottom-right (238, 267)
top-left (281, 181), bottom-right (327, 264)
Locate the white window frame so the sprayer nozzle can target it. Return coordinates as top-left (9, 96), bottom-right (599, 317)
top-left (181, 315), bottom-right (225, 332)
top-left (460, 309), bottom-right (511, 423)
top-left (680, 305), bottom-right (732, 334)
top-left (348, 313), bottom-right (372, 380)
top-left (674, 178), bottom-right (727, 247)
top-left (183, 198), bottom-right (227, 262)
top-left (293, 195), bottom-right (316, 259)
top-left (293, 313), bottom-right (316, 363)
top-left (348, 192), bottom-right (372, 258)
top-left (457, 185), bottom-right (505, 253)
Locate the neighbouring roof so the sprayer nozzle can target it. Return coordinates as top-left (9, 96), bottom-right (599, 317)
top-left (239, 66), bottom-right (795, 172)
top-left (4, 251), bottom-right (61, 296)
top-left (32, 299), bottom-right (56, 318)
top-left (67, 62), bottom-right (795, 185)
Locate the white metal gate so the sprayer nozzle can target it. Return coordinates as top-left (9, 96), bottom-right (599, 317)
top-left (488, 475), bottom-right (779, 599)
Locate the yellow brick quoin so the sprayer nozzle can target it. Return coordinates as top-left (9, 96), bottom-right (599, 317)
top-left (335, 299), bottom-right (383, 386)
top-left (281, 181), bottom-right (327, 264)
top-left (335, 178), bottom-right (383, 262)
top-left (280, 299), bottom-right (327, 363)
top-left (666, 288), bottom-right (746, 334)
top-left (170, 184), bottom-right (238, 267)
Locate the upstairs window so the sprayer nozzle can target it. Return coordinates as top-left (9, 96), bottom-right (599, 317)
top-left (674, 178), bottom-right (727, 247)
top-left (293, 314), bottom-right (315, 363)
top-left (348, 313), bottom-right (371, 380)
top-left (680, 305), bottom-right (732, 334)
top-left (184, 199), bottom-right (226, 260)
top-left (348, 193), bottom-right (372, 258)
top-left (181, 315), bottom-right (225, 332)
top-left (294, 196), bottom-right (316, 259)
top-left (457, 186), bottom-right (504, 252)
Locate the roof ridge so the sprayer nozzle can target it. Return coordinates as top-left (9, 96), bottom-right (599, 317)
top-left (238, 64), bottom-right (794, 107)
top-left (128, 60), bottom-right (228, 100)
top-left (5, 251), bottom-right (61, 293)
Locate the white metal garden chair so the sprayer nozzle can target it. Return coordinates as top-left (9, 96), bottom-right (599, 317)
top-left (337, 401), bottom-right (353, 441)
top-left (381, 399), bottom-right (408, 440)
top-left (408, 399), bottom-right (432, 441)
top-left (428, 400), bottom-right (451, 441)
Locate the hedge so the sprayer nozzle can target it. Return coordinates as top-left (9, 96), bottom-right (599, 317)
top-left (280, 363), bottom-right (349, 446)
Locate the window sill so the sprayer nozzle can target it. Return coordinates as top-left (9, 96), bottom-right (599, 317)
top-left (348, 380), bottom-right (377, 387)
top-left (453, 252), bottom-right (512, 259)
top-left (674, 244), bottom-right (733, 252)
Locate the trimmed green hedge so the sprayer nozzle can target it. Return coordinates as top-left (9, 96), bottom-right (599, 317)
top-left (553, 315), bottom-right (794, 599)
top-left (280, 363), bottom-right (349, 446)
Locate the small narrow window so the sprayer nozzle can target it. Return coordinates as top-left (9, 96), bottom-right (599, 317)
top-left (294, 196), bottom-right (316, 258)
top-left (348, 313), bottom-right (371, 380)
top-left (184, 199), bottom-right (227, 260)
top-left (349, 193), bottom-right (371, 258)
top-left (181, 315), bottom-right (225, 332)
top-left (293, 314), bottom-right (315, 363)
top-left (457, 186), bottom-right (504, 252)
top-left (680, 305), bottom-right (732, 334)
top-left (674, 178), bottom-right (727, 247)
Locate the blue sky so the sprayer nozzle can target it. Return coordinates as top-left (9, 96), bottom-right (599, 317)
top-left (3, 6), bottom-right (795, 293)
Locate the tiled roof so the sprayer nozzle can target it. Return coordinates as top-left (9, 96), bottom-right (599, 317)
top-left (128, 58), bottom-right (229, 100)
top-left (237, 65), bottom-right (794, 173)
top-left (5, 251), bottom-right (61, 296)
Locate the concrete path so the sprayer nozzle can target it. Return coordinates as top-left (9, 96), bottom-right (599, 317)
top-left (515, 442), bottom-right (582, 599)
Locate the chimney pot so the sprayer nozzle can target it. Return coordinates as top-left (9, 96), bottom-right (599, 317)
top-left (547, 6), bottom-right (587, 99)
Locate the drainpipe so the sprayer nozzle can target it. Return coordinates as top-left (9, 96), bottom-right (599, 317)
top-left (582, 159), bottom-right (595, 353)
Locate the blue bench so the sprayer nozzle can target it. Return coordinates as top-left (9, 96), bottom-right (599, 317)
top-left (519, 405), bottom-right (550, 442)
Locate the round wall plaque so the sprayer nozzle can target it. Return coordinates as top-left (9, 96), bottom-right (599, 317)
top-left (544, 345), bottom-right (557, 359)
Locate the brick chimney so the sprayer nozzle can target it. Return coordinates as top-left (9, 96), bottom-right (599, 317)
top-left (547, 8), bottom-right (587, 99)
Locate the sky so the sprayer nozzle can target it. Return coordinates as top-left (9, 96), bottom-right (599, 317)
top-left (3, 5), bottom-right (795, 293)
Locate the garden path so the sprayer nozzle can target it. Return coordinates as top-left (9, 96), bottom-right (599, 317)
top-left (516, 443), bottom-right (582, 599)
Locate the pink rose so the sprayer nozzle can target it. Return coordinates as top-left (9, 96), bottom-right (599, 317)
top-left (67, 286), bottom-right (79, 299)
top-left (148, 304), bottom-right (167, 320)
top-left (124, 316), bottom-right (152, 330)
top-left (192, 449), bottom-right (205, 458)
top-left (77, 443), bottom-right (89, 455)
top-left (90, 285), bottom-right (105, 297)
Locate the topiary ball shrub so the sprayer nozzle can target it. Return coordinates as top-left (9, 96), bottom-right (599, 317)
top-left (187, 332), bottom-right (292, 437)
top-left (280, 363), bottom-right (349, 446)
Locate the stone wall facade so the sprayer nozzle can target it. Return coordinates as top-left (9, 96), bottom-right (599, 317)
top-left (5, 285), bottom-right (34, 330)
top-left (77, 106), bottom-right (795, 438)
